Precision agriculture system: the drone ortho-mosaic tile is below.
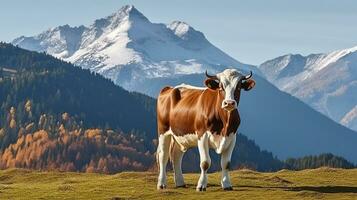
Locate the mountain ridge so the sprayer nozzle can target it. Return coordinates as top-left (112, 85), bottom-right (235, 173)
top-left (259, 45), bottom-right (357, 131)
top-left (13, 5), bottom-right (256, 89)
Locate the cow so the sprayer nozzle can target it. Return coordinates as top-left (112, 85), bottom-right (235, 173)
top-left (156, 68), bottom-right (256, 191)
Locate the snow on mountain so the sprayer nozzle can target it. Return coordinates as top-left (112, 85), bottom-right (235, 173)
top-left (12, 5), bottom-right (256, 89)
top-left (341, 105), bottom-right (357, 130)
top-left (12, 25), bottom-right (86, 58)
top-left (259, 46), bottom-right (357, 131)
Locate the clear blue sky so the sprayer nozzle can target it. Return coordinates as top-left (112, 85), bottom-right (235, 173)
top-left (1, 0), bottom-right (357, 65)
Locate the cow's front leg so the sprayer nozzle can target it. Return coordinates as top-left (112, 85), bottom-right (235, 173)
top-left (196, 132), bottom-right (211, 191)
top-left (157, 134), bottom-right (171, 190)
top-left (220, 133), bottom-right (236, 190)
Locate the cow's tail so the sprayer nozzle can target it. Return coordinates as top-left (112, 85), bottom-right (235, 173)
top-left (155, 148), bottom-right (159, 171)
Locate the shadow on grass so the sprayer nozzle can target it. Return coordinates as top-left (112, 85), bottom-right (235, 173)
top-left (287, 186), bottom-right (357, 193)
top-left (239, 185), bottom-right (357, 194)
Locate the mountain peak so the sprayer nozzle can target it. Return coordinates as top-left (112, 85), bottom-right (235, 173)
top-left (89, 5), bottom-right (149, 32)
top-left (119, 5), bottom-right (136, 14)
top-left (111, 5), bottom-right (148, 22)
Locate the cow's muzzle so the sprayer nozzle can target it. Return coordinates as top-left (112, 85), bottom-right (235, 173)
top-left (222, 100), bottom-right (237, 111)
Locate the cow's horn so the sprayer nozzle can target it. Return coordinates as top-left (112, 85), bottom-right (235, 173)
top-left (205, 70), bottom-right (219, 80)
top-left (242, 71), bottom-right (253, 80)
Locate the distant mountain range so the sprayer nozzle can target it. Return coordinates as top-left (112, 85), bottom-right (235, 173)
top-left (11, 5), bottom-right (357, 163)
top-left (259, 46), bottom-right (357, 131)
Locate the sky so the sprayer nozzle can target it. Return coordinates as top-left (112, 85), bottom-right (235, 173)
top-left (1, 0), bottom-right (357, 65)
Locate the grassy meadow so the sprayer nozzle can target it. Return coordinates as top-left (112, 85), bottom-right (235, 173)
top-left (0, 168), bottom-right (357, 199)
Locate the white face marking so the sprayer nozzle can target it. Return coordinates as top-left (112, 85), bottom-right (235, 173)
top-left (216, 69), bottom-right (244, 110)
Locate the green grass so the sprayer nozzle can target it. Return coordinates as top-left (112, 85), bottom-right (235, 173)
top-left (1, 168), bottom-right (357, 199)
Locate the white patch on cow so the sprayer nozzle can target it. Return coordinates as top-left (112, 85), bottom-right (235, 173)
top-left (211, 132), bottom-right (236, 154)
top-left (157, 133), bottom-right (171, 189)
top-left (167, 128), bottom-right (198, 152)
top-left (220, 133), bottom-right (236, 189)
top-left (206, 131), bottom-right (221, 149)
top-left (174, 83), bottom-right (206, 91)
top-left (197, 132), bottom-right (211, 191)
top-left (205, 131), bottom-right (235, 154)
top-left (168, 129), bottom-right (235, 154)
top-left (171, 143), bottom-right (185, 187)
top-left (171, 133), bottom-right (198, 152)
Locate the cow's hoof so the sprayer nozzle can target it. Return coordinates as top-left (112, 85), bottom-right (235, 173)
top-left (176, 184), bottom-right (187, 188)
top-left (223, 186), bottom-right (233, 191)
top-left (196, 186), bottom-right (207, 192)
top-left (157, 185), bottom-right (166, 190)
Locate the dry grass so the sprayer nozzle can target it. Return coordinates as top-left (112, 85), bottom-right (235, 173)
top-left (0, 168), bottom-right (357, 199)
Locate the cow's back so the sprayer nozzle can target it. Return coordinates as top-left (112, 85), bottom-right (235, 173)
top-left (157, 86), bottom-right (205, 136)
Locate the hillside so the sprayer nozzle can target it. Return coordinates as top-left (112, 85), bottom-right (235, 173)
top-left (1, 168), bottom-right (357, 199)
top-left (259, 46), bottom-right (357, 131)
top-left (0, 43), bottom-right (286, 172)
top-left (0, 42), bottom-right (156, 138)
top-left (0, 42), bottom-right (157, 172)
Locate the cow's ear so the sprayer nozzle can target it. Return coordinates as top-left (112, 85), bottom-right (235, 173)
top-left (204, 78), bottom-right (220, 90)
top-left (242, 79), bottom-right (256, 91)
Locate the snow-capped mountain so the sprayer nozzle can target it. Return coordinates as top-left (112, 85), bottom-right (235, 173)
top-left (12, 5), bottom-right (255, 89)
top-left (259, 46), bottom-right (357, 131)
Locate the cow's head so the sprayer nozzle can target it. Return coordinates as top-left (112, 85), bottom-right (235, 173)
top-left (205, 69), bottom-right (255, 111)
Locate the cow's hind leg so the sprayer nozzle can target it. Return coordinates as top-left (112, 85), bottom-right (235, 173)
top-left (171, 143), bottom-right (186, 187)
top-left (157, 133), bottom-right (171, 190)
top-left (196, 132), bottom-right (211, 191)
top-left (220, 133), bottom-right (236, 190)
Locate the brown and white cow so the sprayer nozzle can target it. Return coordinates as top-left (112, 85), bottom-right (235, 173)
top-left (156, 69), bottom-right (256, 191)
